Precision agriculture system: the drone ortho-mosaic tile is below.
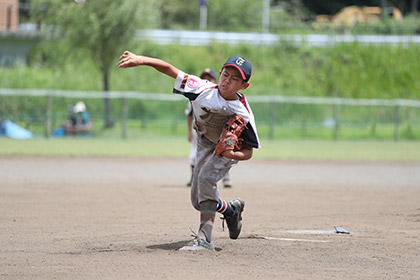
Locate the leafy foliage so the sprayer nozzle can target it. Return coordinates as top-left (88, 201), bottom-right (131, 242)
top-left (4, 40), bottom-right (420, 100)
top-left (29, 0), bottom-right (159, 127)
top-left (30, 0), bottom-right (153, 81)
top-left (2, 40), bottom-right (420, 141)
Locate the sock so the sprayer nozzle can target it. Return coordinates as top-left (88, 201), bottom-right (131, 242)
top-left (198, 200), bottom-right (217, 243)
top-left (216, 198), bottom-right (234, 217)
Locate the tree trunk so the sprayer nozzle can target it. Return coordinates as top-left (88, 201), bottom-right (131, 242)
top-left (103, 70), bottom-right (113, 128)
top-left (412, 0), bottom-right (419, 13)
top-left (380, 0), bottom-right (388, 10)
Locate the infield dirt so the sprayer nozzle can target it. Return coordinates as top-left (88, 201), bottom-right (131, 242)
top-left (1, 156), bottom-right (419, 279)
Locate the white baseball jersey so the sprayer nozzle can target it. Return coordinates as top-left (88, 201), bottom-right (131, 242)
top-left (174, 70), bottom-right (260, 149)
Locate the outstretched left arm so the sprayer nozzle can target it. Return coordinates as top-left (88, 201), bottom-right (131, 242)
top-left (117, 50), bottom-right (179, 79)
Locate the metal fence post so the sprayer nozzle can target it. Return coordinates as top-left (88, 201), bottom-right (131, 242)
top-left (122, 97), bottom-right (128, 139)
top-left (44, 95), bottom-right (51, 138)
top-left (269, 101), bottom-right (275, 140)
top-left (394, 100), bottom-right (400, 142)
top-left (333, 101), bottom-right (340, 141)
top-left (2, 89), bottom-right (420, 142)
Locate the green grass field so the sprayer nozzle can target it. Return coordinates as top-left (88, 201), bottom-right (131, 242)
top-left (1, 137), bottom-right (419, 162)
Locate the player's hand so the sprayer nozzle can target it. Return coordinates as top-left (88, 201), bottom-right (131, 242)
top-left (220, 150), bottom-right (235, 159)
top-left (117, 51), bottom-right (144, 68)
top-left (220, 146), bottom-right (253, 161)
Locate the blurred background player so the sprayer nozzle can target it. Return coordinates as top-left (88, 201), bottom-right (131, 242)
top-left (63, 101), bottom-right (92, 136)
top-left (63, 104), bottom-right (77, 136)
top-left (185, 68), bottom-right (232, 188)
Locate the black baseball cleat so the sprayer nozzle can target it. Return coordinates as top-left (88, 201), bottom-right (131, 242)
top-left (223, 198), bottom-right (245, 239)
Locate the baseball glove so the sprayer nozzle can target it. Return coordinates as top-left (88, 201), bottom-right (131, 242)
top-left (215, 114), bottom-right (246, 157)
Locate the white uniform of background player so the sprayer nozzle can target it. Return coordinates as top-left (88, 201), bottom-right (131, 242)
top-left (185, 101), bottom-right (198, 182)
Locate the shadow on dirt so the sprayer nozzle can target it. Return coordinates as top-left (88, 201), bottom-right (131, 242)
top-left (147, 240), bottom-right (191, 250)
top-left (147, 240), bottom-right (222, 251)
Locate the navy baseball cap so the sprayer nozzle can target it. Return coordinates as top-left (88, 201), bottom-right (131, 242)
top-left (222, 56), bottom-right (252, 82)
top-left (200, 68), bottom-right (217, 81)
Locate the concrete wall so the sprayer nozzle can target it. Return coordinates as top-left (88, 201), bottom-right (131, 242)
top-left (0, 32), bottom-right (41, 66)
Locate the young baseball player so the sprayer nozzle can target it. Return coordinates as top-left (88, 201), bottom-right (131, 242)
top-left (117, 51), bottom-right (260, 251)
top-left (185, 68), bottom-right (233, 188)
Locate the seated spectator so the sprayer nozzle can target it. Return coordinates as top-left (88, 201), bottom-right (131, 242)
top-left (64, 101), bottom-right (92, 136)
top-left (63, 105), bottom-right (77, 136)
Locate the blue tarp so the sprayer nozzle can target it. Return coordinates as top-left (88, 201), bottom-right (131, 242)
top-left (0, 120), bottom-right (33, 139)
top-left (53, 126), bottom-right (64, 137)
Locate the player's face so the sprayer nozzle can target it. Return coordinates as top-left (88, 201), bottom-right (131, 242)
top-left (218, 67), bottom-right (249, 99)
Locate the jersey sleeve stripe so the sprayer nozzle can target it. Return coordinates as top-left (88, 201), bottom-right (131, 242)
top-left (180, 74), bottom-right (189, 89)
top-left (238, 93), bottom-right (250, 113)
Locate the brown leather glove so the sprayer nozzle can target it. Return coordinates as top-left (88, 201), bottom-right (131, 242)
top-left (215, 114), bottom-right (246, 157)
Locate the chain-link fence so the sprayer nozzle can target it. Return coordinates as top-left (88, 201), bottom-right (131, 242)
top-left (1, 88), bottom-right (419, 141)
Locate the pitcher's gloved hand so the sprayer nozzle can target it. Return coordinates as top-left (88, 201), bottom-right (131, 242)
top-left (215, 114), bottom-right (246, 157)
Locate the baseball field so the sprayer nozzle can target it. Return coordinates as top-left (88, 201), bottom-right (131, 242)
top-left (1, 138), bottom-right (419, 279)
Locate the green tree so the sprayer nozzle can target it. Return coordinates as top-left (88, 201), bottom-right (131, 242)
top-left (209, 0), bottom-right (262, 31)
top-left (31, 0), bottom-right (159, 128)
top-left (157, 0), bottom-right (198, 29)
top-left (154, 0), bottom-right (264, 31)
